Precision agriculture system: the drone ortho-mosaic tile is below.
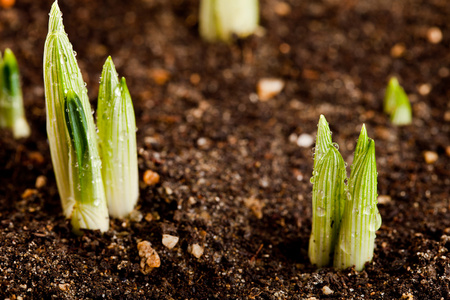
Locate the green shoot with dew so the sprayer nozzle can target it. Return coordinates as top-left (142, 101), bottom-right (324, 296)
top-left (309, 115), bottom-right (346, 267)
top-left (0, 49), bottom-right (30, 138)
top-left (44, 1), bottom-right (108, 234)
top-left (97, 57), bottom-right (139, 219)
top-left (199, 0), bottom-right (259, 43)
top-left (334, 125), bottom-right (382, 271)
top-left (309, 116), bottom-right (382, 271)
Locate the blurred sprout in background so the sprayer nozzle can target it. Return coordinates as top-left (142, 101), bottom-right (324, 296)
top-left (0, 48), bottom-right (30, 139)
top-left (199, 0), bottom-right (259, 43)
top-left (383, 77), bottom-right (412, 126)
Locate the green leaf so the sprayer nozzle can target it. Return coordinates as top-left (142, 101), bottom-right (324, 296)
top-left (2, 49), bottom-right (21, 97)
top-left (97, 57), bottom-right (139, 218)
top-left (383, 77), bottom-right (400, 114)
top-left (44, 1), bottom-right (108, 233)
top-left (390, 88), bottom-right (412, 126)
top-left (0, 48), bottom-right (30, 138)
top-left (64, 90), bottom-right (88, 168)
top-left (309, 145), bottom-right (346, 267)
top-left (313, 114), bottom-right (333, 171)
top-left (334, 139), bottom-right (381, 271)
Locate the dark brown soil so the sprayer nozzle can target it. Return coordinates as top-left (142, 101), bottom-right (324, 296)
top-left (1, 0), bottom-right (450, 299)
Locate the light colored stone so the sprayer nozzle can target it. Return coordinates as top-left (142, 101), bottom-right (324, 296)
top-left (143, 170), bottom-right (160, 186)
top-left (244, 197), bottom-right (265, 219)
top-left (390, 43), bottom-right (405, 57)
top-left (322, 285), bottom-right (334, 295)
top-left (426, 27), bottom-right (442, 44)
top-left (137, 241), bottom-right (160, 274)
top-left (162, 234), bottom-right (179, 249)
top-left (417, 83), bottom-right (431, 96)
top-left (423, 151), bottom-right (438, 164)
top-left (274, 2), bottom-right (291, 16)
top-left (377, 195), bottom-right (392, 205)
top-left (296, 133), bottom-right (314, 148)
top-left (35, 175), bottom-right (47, 189)
top-left (257, 78), bottom-right (285, 101)
top-left (189, 243), bottom-right (204, 258)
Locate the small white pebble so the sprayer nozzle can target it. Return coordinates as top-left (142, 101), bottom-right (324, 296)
top-left (322, 285), bottom-right (334, 295)
top-left (274, 1), bottom-right (291, 16)
top-left (377, 195), bottom-right (392, 205)
top-left (129, 210), bottom-right (143, 222)
top-left (289, 133), bottom-right (298, 143)
top-left (426, 27), bottom-right (442, 44)
top-left (35, 175), bottom-right (47, 189)
top-left (257, 78), bottom-right (285, 101)
top-left (418, 83), bottom-right (432, 96)
top-left (189, 243), bottom-right (204, 258)
top-left (423, 151), bottom-right (438, 164)
top-left (296, 133), bottom-right (314, 148)
top-left (162, 234), bottom-right (179, 249)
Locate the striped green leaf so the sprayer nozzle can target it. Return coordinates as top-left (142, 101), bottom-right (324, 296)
top-left (97, 57), bottom-right (139, 218)
top-left (334, 138), bottom-right (381, 271)
top-left (44, 1), bottom-right (108, 234)
top-left (309, 146), bottom-right (346, 267)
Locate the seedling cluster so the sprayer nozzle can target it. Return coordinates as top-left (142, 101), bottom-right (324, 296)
top-left (43, 2), bottom-right (138, 234)
top-left (309, 115), bottom-right (382, 271)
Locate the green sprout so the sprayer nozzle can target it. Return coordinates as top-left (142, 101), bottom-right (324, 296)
top-left (97, 57), bottom-right (139, 219)
top-left (383, 77), bottom-right (412, 126)
top-left (309, 115), bottom-right (346, 267)
top-left (334, 125), bottom-right (382, 271)
top-left (43, 1), bottom-right (108, 234)
top-left (199, 0), bottom-right (259, 43)
top-left (0, 48), bottom-right (30, 139)
top-left (309, 116), bottom-right (382, 271)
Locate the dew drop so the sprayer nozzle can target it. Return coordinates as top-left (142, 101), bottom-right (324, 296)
top-left (363, 205), bottom-right (372, 215)
top-left (93, 199), bottom-right (100, 207)
top-left (332, 142), bottom-right (339, 150)
top-left (316, 206), bottom-right (326, 217)
top-left (346, 191), bottom-right (352, 201)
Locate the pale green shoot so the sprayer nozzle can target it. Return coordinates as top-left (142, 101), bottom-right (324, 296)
top-left (64, 90), bottom-right (109, 234)
top-left (334, 126), bottom-right (382, 271)
top-left (383, 77), bottom-right (412, 126)
top-left (309, 145), bottom-right (346, 267)
top-left (97, 57), bottom-right (139, 219)
top-left (199, 0), bottom-right (259, 43)
top-left (0, 49), bottom-right (30, 138)
top-left (44, 1), bottom-right (108, 233)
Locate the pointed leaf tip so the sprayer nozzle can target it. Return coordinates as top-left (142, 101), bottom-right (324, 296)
top-left (315, 114), bottom-right (332, 165)
top-left (48, 1), bottom-right (64, 34)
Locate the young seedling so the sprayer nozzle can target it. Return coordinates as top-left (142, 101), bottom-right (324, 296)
top-left (334, 125), bottom-right (382, 271)
top-left (383, 77), bottom-right (412, 126)
top-left (43, 1), bottom-right (108, 233)
top-left (199, 0), bottom-right (259, 43)
top-left (309, 115), bottom-right (346, 267)
top-left (0, 49), bottom-right (30, 139)
top-left (97, 57), bottom-right (139, 219)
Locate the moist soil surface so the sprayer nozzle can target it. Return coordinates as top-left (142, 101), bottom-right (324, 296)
top-left (1, 0), bottom-right (450, 299)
